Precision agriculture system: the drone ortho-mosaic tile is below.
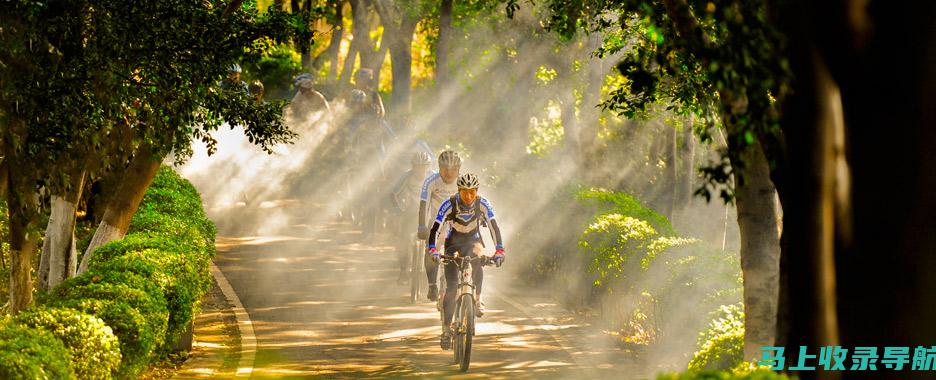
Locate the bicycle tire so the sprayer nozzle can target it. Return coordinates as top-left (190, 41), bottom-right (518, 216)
top-left (458, 294), bottom-right (474, 372)
top-left (453, 295), bottom-right (462, 363)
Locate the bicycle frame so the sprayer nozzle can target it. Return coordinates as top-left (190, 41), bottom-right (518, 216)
top-left (438, 253), bottom-right (492, 372)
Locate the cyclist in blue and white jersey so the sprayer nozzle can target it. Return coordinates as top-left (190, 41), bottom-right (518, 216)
top-left (417, 150), bottom-right (461, 301)
top-left (426, 173), bottom-right (505, 349)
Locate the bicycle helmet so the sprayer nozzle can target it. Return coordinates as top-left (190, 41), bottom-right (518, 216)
top-left (293, 72), bottom-right (312, 85)
top-left (456, 173), bottom-right (480, 189)
top-left (228, 63), bottom-right (242, 73)
top-left (349, 89), bottom-right (367, 105)
top-left (438, 150), bottom-right (461, 168)
top-left (248, 81), bottom-right (264, 96)
top-left (411, 151), bottom-right (432, 166)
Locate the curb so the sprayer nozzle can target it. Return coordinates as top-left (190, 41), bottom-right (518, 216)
top-left (210, 262), bottom-right (257, 378)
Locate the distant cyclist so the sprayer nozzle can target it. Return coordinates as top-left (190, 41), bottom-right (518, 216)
top-left (218, 64), bottom-right (248, 94)
top-left (426, 173), bottom-right (505, 349)
top-left (417, 150), bottom-right (461, 302)
top-left (390, 151), bottom-right (433, 284)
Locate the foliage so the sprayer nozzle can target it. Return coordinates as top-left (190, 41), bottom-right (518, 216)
top-left (656, 369), bottom-right (792, 380)
top-left (33, 166), bottom-right (216, 376)
top-left (88, 249), bottom-right (208, 352)
top-left (577, 188), bottom-right (675, 235)
top-left (0, 0), bottom-right (301, 200)
top-left (525, 101), bottom-right (565, 157)
top-left (529, 0), bottom-right (793, 202)
top-left (579, 212), bottom-right (696, 285)
top-left (15, 307), bottom-right (121, 380)
top-left (249, 44), bottom-right (303, 100)
top-left (0, 317), bottom-right (73, 380)
top-left (43, 298), bottom-right (153, 378)
top-left (689, 303), bottom-right (745, 372)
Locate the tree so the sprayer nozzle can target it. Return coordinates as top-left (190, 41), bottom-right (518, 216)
top-left (532, 0), bottom-right (787, 361)
top-left (0, 0), bottom-right (300, 312)
top-left (373, 0), bottom-right (429, 122)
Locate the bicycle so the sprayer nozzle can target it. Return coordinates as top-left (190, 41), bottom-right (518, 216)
top-left (437, 253), bottom-right (494, 372)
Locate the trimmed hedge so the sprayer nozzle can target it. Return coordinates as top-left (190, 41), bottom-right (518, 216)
top-left (24, 166), bottom-right (217, 378)
top-left (14, 307), bottom-right (121, 380)
top-left (656, 369), bottom-right (792, 380)
top-left (0, 318), bottom-right (73, 380)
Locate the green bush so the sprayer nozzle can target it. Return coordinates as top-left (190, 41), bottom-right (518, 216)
top-left (43, 298), bottom-right (154, 378)
top-left (29, 165), bottom-right (216, 377)
top-left (88, 249), bottom-right (208, 351)
top-left (576, 187), bottom-right (676, 235)
top-left (15, 307), bottom-right (121, 380)
top-left (46, 271), bottom-right (169, 350)
top-left (0, 318), bottom-right (72, 380)
top-left (129, 167), bottom-right (217, 250)
top-left (657, 369), bottom-right (792, 380)
top-left (689, 303), bottom-right (746, 372)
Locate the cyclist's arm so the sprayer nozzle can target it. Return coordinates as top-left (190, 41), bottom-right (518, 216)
top-left (480, 198), bottom-right (504, 249)
top-left (418, 174), bottom-right (435, 227)
top-left (428, 199), bottom-right (453, 249)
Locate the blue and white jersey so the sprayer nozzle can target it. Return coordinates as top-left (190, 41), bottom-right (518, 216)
top-left (419, 172), bottom-right (457, 222)
top-left (428, 195), bottom-right (503, 250)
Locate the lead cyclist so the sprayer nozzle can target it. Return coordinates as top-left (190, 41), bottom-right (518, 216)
top-left (426, 173), bottom-right (505, 349)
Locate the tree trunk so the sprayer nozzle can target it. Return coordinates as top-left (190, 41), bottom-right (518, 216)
top-left (770, 5), bottom-right (845, 378)
top-left (339, 0), bottom-right (372, 86)
top-left (729, 138), bottom-right (782, 362)
top-left (368, 35), bottom-right (389, 84)
top-left (3, 118), bottom-right (40, 313)
top-left (387, 21), bottom-right (416, 121)
top-left (295, 0), bottom-right (312, 71)
top-left (809, 3), bottom-right (935, 379)
top-left (78, 148), bottom-right (163, 274)
top-left (326, 0), bottom-right (345, 81)
top-left (7, 196), bottom-right (38, 314)
top-left (38, 169), bottom-right (86, 290)
top-left (436, 0), bottom-right (453, 87)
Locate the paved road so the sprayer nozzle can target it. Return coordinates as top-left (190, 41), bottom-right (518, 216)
top-left (213, 202), bottom-right (651, 379)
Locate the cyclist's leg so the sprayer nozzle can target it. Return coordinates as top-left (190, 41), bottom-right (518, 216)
top-left (425, 253), bottom-right (438, 284)
top-left (442, 244), bottom-right (460, 326)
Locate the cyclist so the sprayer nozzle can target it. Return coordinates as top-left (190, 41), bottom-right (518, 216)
top-left (417, 150), bottom-right (461, 302)
top-left (218, 64), bottom-right (248, 94)
top-left (390, 151), bottom-right (433, 284)
top-left (248, 81), bottom-right (265, 104)
top-left (427, 173), bottom-right (505, 349)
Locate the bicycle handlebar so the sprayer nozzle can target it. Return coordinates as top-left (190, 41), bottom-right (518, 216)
top-left (438, 254), bottom-right (495, 267)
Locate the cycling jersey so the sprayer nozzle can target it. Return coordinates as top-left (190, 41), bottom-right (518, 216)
top-left (390, 169), bottom-right (427, 212)
top-left (418, 172), bottom-right (458, 228)
top-left (427, 195), bottom-right (504, 250)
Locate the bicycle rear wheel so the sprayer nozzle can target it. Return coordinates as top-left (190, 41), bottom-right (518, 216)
top-left (457, 294), bottom-right (474, 372)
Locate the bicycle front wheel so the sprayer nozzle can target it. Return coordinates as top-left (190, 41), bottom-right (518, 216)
top-left (457, 294), bottom-right (475, 372)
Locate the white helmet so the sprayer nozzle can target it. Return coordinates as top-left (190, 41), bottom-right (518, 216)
top-left (411, 151), bottom-right (432, 165)
top-left (228, 63), bottom-right (242, 73)
top-left (438, 150), bottom-right (461, 168)
top-left (457, 173), bottom-right (480, 189)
